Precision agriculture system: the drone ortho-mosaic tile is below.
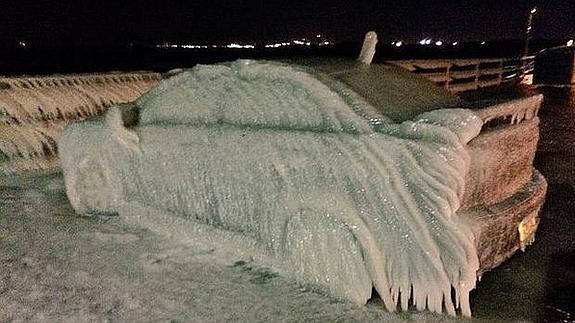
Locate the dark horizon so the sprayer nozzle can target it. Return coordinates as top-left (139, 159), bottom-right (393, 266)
top-left (2, 0), bottom-right (574, 48)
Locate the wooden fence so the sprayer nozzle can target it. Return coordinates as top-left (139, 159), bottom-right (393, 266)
top-left (389, 56), bottom-right (535, 92)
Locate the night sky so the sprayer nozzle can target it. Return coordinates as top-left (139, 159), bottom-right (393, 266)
top-left (1, 0), bottom-right (574, 47)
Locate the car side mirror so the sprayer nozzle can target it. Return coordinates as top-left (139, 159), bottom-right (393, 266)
top-left (105, 103), bottom-right (141, 154)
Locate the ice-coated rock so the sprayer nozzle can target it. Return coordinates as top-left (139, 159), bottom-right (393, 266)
top-left (59, 60), bottom-right (483, 316)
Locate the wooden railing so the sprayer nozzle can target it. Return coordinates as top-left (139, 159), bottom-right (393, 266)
top-left (0, 72), bottom-right (161, 174)
top-left (389, 56), bottom-right (535, 92)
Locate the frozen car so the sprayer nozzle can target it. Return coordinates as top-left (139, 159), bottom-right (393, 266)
top-left (58, 59), bottom-right (546, 316)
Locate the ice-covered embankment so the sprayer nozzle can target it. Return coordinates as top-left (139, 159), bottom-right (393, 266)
top-left (59, 60), bottom-right (484, 316)
top-left (0, 72), bottom-right (160, 174)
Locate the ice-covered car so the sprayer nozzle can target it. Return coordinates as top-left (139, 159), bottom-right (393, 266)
top-left (58, 59), bottom-right (546, 317)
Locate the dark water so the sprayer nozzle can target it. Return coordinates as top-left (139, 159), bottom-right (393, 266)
top-left (0, 39), bottom-right (566, 77)
top-left (469, 85), bottom-right (575, 322)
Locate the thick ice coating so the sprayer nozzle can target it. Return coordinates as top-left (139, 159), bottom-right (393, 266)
top-left (0, 73), bottom-right (159, 173)
top-left (59, 60), bottom-right (483, 316)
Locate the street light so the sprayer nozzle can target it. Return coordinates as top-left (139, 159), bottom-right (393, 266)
top-left (524, 6), bottom-right (536, 57)
top-left (521, 6), bottom-right (537, 79)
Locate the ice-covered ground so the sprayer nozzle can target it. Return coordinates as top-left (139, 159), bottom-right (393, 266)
top-left (1, 172), bottom-right (465, 322)
top-left (1, 157), bottom-right (573, 322)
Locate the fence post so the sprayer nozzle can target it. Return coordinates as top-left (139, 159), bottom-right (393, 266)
top-left (474, 62), bottom-right (480, 89)
top-left (498, 59), bottom-right (504, 85)
top-left (445, 64), bottom-right (451, 90)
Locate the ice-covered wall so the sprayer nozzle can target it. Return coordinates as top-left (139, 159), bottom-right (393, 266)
top-left (0, 72), bottom-right (160, 173)
top-left (60, 60), bottom-right (484, 316)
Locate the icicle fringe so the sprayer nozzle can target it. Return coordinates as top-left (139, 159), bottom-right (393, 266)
top-left (0, 72), bottom-right (160, 174)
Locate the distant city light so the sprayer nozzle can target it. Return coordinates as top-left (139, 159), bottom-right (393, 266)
top-left (18, 41), bottom-right (27, 48)
top-left (157, 42), bottom-right (255, 49)
top-left (419, 39), bottom-right (426, 45)
top-left (395, 41), bottom-right (403, 47)
top-left (452, 41), bottom-right (458, 46)
top-left (425, 39), bottom-right (432, 45)
top-left (316, 34), bottom-right (322, 38)
top-left (265, 42), bottom-right (292, 48)
top-left (156, 37), bottom-right (332, 51)
top-left (435, 41), bottom-right (443, 46)
top-left (226, 43), bottom-right (255, 49)
top-left (419, 38), bottom-right (432, 45)
top-left (531, 7), bottom-right (537, 14)
top-left (181, 44), bottom-right (208, 49)
top-left (480, 41), bottom-right (486, 45)
top-left (567, 39), bottom-right (574, 47)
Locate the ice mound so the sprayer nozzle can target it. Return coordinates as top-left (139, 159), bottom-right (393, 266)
top-left (59, 60), bottom-right (483, 316)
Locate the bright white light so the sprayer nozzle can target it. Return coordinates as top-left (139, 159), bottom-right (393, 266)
top-left (435, 41), bottom-right (443, 46)
top-left (18, 41), bottom-right (27, 47)
top-left (226, 43), bottom-right (255, 49)
top-left (418, 38), bottom-right (432, 45)
top-left (181, 44), bottom-right (208, 49)
top-left (395, 41), bottom-right (403, 47)
top-left (293, 40), bottom-right (305, 45)
top-left (265, 43), bottom-right (283, 48)
top-left (567, 39), bottom-right (574, 46)
top-left (316, 34), bottom-right (322, 38)
top-left (480, 41), bottom-right (486, 45)
top-left (531, 7), bottom-right (537, 14)
top-left (319, 41), bottom-right (331, 46)
top-left (452, 41), bottom-right (458, 46)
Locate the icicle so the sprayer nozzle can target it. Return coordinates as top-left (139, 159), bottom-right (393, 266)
top-left (0, 72), bottom-right (161, 173)
top-left (0, 72), bottom-right (160, 123)
top-left (474, 94), bottom-right (543, 126)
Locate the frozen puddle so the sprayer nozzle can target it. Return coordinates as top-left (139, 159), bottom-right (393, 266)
top-left (1, 173), bottom-right (468, 322)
